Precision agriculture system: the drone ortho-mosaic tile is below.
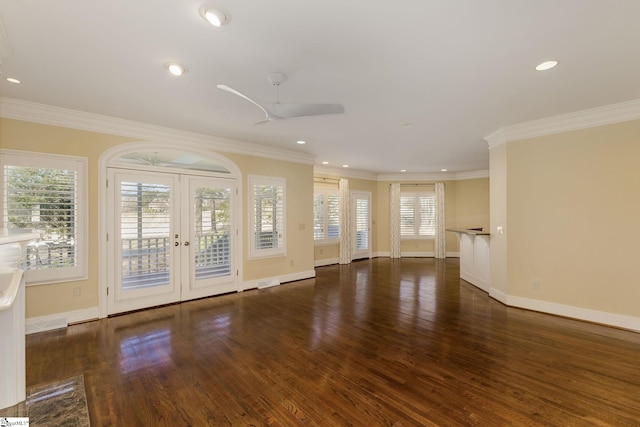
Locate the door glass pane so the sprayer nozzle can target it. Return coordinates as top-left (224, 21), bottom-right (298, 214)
top-left (120, 181), bottom-right (171, 290)
top-left (194, 186), bottom-right (231, 279)
top-left (356, 198), bottom-right (369, 250)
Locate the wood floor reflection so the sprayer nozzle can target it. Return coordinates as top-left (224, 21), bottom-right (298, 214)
top-left (26, 258), bottom-right (640, 426)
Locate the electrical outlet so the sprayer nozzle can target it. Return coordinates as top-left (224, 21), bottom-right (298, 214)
top-left (290, 259), bottom-right (294, 266)
top-left (73, 287), bottom-right (81, 297)
top-left (531, 280), bottom-right (540, 290)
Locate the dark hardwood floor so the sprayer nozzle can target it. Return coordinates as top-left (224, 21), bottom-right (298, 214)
top-left (25, 258), bottom-right (640, 426)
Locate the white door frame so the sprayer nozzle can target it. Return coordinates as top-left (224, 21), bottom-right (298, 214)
top-left (98, 142), bottom-right (243, 319)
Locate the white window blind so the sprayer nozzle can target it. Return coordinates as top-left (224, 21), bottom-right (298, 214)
top-left (313, 189), bottom-right (340, 243)
top-left (193, 186), bottom-right (232, 279)
top-left (1, 150), bottom-right (88, 284)
top-left (313, 193), bottom-right (324, 240)
top-left (119, 181), bottom-right (172, 289)
top-left (327, 194), bottom-right (340, 239)
top-left (400, 192), bottom-right (435, 238)
top-left (249, 176), bottom-right (285, 258)
top-left (355, 197), bottom-right (369, 250)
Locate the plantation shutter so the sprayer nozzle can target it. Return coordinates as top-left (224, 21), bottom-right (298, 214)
top-left (119, 181), bottom-right (172, 287)
top-left (418, 194), bottom-right (436, 236)
top-left (4, 164), bottom-right (77, 269)
top-left (313, 193), bottom-right (324, 240)
top-left (400, 192), bottom-right (435, 238)
top-left (355, 197), bottom-right (369, 250)
top-left (250, 176), bottom-right (285, 257)
top-left (326, 193), bottom-right (340, 239)
top-left (400, 194), bottom-right (416, 237)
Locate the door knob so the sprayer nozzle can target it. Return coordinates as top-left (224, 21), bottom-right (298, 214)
top-left (174, 242), bottom-right (179, 246)
top-left (184, 241), bottom-right (190, 246)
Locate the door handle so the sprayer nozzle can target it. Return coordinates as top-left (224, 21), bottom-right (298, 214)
top-left (184, 241), bottom-right (190, 246)
top-left (174, 242), bottom-right (179, 246)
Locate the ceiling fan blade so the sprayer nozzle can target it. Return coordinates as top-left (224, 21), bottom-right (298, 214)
top-left (216, 84), bottom-right (273, 122)
top-left (265, 103), bottom-right (345, 119)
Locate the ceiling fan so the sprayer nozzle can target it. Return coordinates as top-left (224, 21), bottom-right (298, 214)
top-left (216, 72), bottom-right (344, 124)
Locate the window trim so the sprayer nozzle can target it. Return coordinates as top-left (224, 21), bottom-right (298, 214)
top-left (313, 188), bottom-right (340, 245)
top-left (1, 149), bottom-right (88, 285)
top-left (248, 175), bottom-right (286, 259)
top-left (400, 191), bottom-right (436, 240)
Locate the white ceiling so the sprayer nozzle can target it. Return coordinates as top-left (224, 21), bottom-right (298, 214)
top-left (2, 0), bottom-right (640, 174)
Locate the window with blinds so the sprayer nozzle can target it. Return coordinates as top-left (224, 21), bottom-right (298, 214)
top-left (400, 192), bottom-right (436, 238)
top-left (249, 176), bottom-right (285, 258)
top-left (313, 189), bottom-right (340, 243)
top-left (1, 150), bottom-right (87, 283)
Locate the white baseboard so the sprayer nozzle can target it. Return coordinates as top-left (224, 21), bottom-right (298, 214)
top-left (26, 306), bottom-right (99, 335)
top-left (489, 289), bottom-right (640, 333)
top-left (317, 252), bottom-right (459, 260)
top-left (242, 269), bottom-right (316, 291)
top-left (401, 251), bottom-right (435, 257)
top-left (489, 287), bottom-right (508, 304)
top-left (314, 258), bottom-right (339, 267)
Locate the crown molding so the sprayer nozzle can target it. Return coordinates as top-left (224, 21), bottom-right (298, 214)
top-left (454, 169), bottom-right (490, 180)
top-left (485, 98), bottom-right (640, 148)
top-left (314, 165), bottom-right (489, 183)
top-left (313, 165), bottom-right (378, 181)
top-left (0, 97), bottom-right (316, 165)
top-left (377, 169), bottom-right (489, 182)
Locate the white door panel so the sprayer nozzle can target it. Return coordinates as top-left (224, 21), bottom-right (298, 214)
top-left (181, 177), bottom-right (237, 301)
top-left (108, 170), bottom-right (181, 314)
top-left (107, 169), bottom-right (237, 315)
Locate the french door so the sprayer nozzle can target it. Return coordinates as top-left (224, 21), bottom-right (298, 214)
top-left (107, 168), bottom-right (237, 315)
top-left (352, 191), bottom-right (371, 260)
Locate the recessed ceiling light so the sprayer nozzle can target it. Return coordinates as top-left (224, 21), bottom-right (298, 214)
top-left (166, 63), bottom-right (187, 76)
top-left (400, 169), bottom-right (407, 172)
top-left (6, 77), bottom-right (20, 84)
top-left (322, 161), bottom-right (329, 165)
top-left (441, 169), bottom-right (448, 172)
top-left (296, 140), bottom-right (306, 145)
top-left (342, 164), bottom-right (349, 168)
top-left (535, 60), bottom-right (558, 71)
top-left (200, 7), bottom-right (231, 27)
